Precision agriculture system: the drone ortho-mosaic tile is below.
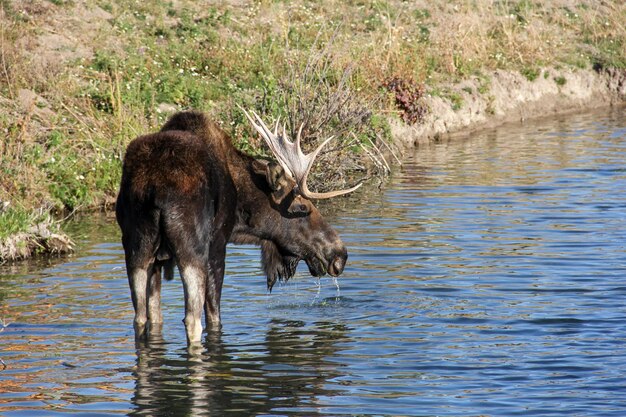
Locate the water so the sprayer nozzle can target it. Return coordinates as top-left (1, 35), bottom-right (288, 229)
top-left (1, 108), bottom-right (625, 416)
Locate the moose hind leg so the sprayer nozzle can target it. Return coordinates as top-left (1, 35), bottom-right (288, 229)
top-left (121, 208), bottom-right (161, 340)
top-left (128, 267), bottom-right (149, 339)
top-left (180, 265), bottom-right (206, 345)
top-left (147, 264), bottom-right (163, 329)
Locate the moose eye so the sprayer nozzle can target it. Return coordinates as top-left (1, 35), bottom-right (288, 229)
top-left (289, 202), bottom-right (310, 215)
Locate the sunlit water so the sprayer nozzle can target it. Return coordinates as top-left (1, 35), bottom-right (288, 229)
top-left (1, 108), bottom-right (625, 416)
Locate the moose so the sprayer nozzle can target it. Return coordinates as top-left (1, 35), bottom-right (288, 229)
top-left (115, 109), bottom-right (360, 344)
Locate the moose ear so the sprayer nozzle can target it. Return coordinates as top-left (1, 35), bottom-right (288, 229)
top-left (252, 160), bottom-right (293, 204)
top-left (251, 159), bottom-right (268, 175)
top-left (265, 162), bottom-right (284, 191)
top-left (252, 160), bottom-right (284, 191)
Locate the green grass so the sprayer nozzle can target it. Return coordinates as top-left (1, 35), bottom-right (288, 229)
top-left (0, 208), bottom-right (32, 240)
top-left (591, 37), bottom-right (626, 69)
top-left (0, 207), bottom-right (52, 240)
top-left (0, 0), bottom-right (625, 242)
top-left (521, 67), bottom-right (541, 81)
top-left (447, 91), bottom-right (464, 111)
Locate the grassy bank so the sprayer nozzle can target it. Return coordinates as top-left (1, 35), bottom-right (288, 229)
top-left (1, 0), bottom-right (625, 262)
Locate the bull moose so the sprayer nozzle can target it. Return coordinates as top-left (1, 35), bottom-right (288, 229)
top-left (115, 109), bottom-right (360, 344)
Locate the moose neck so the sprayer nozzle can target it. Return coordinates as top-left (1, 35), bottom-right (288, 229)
top-left (158, 111), bottom-right (284, 244)
top-left (226, 150), bottom-right (276, 243)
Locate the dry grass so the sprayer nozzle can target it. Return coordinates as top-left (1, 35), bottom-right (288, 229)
top-left (0, 0), bottom-right (624, 244)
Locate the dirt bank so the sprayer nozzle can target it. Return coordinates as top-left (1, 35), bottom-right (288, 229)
top-left (390, 67), bottom-right (625, 152)
top-left (0, 221), bottom-right (74, 264)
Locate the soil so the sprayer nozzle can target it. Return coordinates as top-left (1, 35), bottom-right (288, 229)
top-left (17, 1), bottom-right (112, 71)
top-left (0, 221), bottom-right (74, 265)
top-left (390, 67), bottom-right (626, 153)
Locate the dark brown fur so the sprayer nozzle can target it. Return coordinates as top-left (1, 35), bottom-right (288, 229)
top-left (116, 111), bottom-right (348, 344)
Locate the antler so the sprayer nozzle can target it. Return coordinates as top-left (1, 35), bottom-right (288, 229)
top-left (240, 107), bottom-right (362, 199)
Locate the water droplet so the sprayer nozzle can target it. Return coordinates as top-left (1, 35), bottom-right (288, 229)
top-left (332, 277), bottom-right (341, 298)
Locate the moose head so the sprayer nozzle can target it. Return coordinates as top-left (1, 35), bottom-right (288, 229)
top-left (237, 109), bottom-right (362, 289)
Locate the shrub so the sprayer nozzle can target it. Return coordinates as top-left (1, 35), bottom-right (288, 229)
top-left (383, 76), bottom-right (427, 124)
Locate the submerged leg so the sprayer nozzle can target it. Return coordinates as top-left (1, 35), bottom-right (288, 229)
top-left (205, 244), bottom-right (226, 327)
top-left (128, 267), bottom-right (149, 339)
top-left (204, 232), bottom-right (229, 328)
top-left (180, 265), bottom-right (207, 345)
top-left (119, 207), bottom-right (160, 341)
top-left (147, 264), bottom-right (163, 329)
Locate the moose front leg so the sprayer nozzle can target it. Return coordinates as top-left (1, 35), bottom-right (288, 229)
top-left (205, 243), bottom-right (226, 327)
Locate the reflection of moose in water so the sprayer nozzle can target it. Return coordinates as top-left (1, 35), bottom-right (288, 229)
top-left (129, 319), bottom-right (350, 416)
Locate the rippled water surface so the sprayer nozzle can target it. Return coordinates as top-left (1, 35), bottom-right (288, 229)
top-left (1, 108), bottom-right (625, 416)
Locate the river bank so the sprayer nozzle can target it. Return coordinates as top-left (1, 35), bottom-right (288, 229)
top-left (390, 66), bottom-right (625, 152)
top-left (1, 0), bottom-right (625, 262)
top-left (3, 66), bottom-right (622, 263)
